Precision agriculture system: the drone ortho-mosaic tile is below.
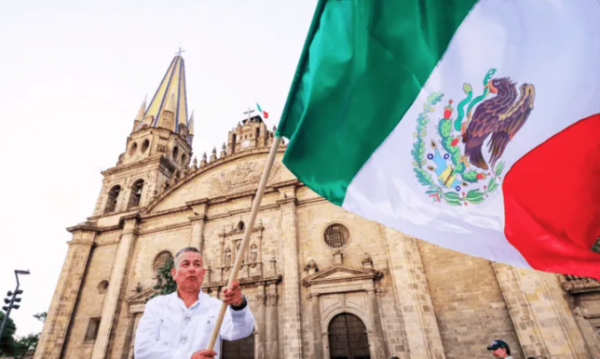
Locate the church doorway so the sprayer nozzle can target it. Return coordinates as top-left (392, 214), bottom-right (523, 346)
top-left (328, 313), bottom-right (370, 359)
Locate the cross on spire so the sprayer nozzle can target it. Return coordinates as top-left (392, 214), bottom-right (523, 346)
top-left (175, 47), bottom-right (185, 57)
top-left (243, 107), bottom-right (255, 121)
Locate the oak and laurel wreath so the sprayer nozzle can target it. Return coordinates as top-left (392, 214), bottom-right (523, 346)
top-left (411, 92), bottom-right (505, 206)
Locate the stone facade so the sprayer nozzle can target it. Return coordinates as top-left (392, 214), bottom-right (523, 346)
top-left (34, 64), bottom-right (600, 359)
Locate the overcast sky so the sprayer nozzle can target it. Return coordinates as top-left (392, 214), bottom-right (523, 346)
top-left (0, 0), bottom-right (317, 337)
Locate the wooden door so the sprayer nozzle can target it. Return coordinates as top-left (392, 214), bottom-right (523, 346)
top-left (328, 313), bottom-right (370, 359)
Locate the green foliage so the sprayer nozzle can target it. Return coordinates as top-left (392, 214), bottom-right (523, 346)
top-left (0, 311), bottom-right (16, 355)
top-left (12, 333), bottom-right (39, 359)
top-left (151, 258), bottom-right (177, 299)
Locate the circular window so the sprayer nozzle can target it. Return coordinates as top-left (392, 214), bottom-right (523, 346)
top-left (129, 142), bottom-right (138, 155)
top-left (324, 224), bottom-right (350, 248)
top-left (98, 280), bottom-right (109, 294)
top-left (153, 251), bottom-right (173, 271)
top-left (237, 221), bottom-right (245, 231)
top-left (141, 139), bottom-right (150, 153)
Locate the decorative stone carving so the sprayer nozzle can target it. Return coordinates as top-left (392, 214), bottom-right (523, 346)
top-left (250, 244), bottom-right (258, 264)
top-left (132, 282), bottom-right (143, 294)
top-left (200, 152), bottom-right (207, 167)
top-left (270, 253), bottom-right (277, 274)
top-left (361, 253), bottom-right (373, 270)
top-left (224, 248), bottom-right (232, 267)
top-left (192, 157), bottom-right (198, 169)
top-left (332, 250), bottom-right (343, 265)
top-left (220, 143), bottom-right (227, 158)
top-left (210, 147), bottom-right (217, 162)
top-left (215, 160), bottom-right (280, 192)
top-left (305, 259), bottom-right (319, 275)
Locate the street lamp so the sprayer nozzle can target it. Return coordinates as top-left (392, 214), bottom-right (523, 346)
top-left (0, 269), bottom-right (30, 340)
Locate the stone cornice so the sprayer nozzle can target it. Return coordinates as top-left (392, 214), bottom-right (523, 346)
top-left (66, 239), bottom-right (95, 246)
top-left (67, 222), bottom-right (101, 233)
top-left (101, 154), bottom-right (175, 176)
top-left (137, 222), bottom-right (191, 236)
top-left (561, 276), bottom-right (600, 294)
top-left (302, 265), bottom-right (383, 288)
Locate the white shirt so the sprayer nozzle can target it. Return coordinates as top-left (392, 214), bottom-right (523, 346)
top-left (134, 291), bottom-right (255, 359)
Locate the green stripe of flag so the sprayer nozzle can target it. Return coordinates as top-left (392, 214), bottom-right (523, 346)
top-left (277, 0), bottom-right (478, 205)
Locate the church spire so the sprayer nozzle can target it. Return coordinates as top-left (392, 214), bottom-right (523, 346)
top-left (138, 51), bottom-right (190, 134)
top-left (132, 95), bottom-right (147, 132)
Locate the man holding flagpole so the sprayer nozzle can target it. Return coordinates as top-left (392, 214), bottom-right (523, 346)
top-left (134, 247), bottom-right (255, 359)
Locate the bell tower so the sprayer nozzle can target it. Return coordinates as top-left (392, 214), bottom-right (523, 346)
top-left (226, 108), bottom-right (273, 155)
top-left (92, 53), bottom-right (195, 216)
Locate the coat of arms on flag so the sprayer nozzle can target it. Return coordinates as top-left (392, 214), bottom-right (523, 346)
top-left (412, 69), bottom-right (536, 206)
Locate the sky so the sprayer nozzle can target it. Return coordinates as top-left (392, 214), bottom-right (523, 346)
top-left (0, 0), bottom-right (318, 337)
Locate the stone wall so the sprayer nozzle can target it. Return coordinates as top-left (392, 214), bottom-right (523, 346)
top-left (418, 241), bottom-right (523, 359)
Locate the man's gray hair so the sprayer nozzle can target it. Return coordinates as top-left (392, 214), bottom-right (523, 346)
top-left (174, 247), bottom-right (201, 267)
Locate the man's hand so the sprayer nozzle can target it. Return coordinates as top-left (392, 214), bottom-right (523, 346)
top-left (191, 349), bottom-right (216, 359)
top-left (222, 280), bottom-right (243, 306)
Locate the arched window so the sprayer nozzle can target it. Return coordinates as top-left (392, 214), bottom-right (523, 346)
top-left (231, 134), bottom-right (237, 154)
top-left (104, 185), bottom-right (121, 213)
top-left (141, 139), bottom-right (150, 153)
top-left (324, 224), bottom-right (350, 248)
top-left (128, 180), bottom-right (144, 209)
top-left (153, 251), bottom-right (173, 271)
top-left (255, 127), bottom-right (260, 138)
top-left (181, 153), bottom-right (187, 165)
top-left (173, 146), bottom-right (179, 161)
top-left (129, 142), bottom-right (138, 156)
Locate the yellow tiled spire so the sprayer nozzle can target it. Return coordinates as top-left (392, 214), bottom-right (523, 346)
top-left (139, 52), bottom-right (190, 136)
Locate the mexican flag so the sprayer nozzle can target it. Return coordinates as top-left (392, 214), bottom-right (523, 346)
top-left (277, 0), bottom-right (600, 278)
top-left (257, 103), bottom-right (269, 119)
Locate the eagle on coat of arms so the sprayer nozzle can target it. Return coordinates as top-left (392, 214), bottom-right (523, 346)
top-left (411, 69), bottom-right (536, 206)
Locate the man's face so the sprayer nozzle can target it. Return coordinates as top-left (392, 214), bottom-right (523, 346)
top-left (171, 252), bottom-right (206, 293)
top-left (492, 347), bottom-right (507, 358)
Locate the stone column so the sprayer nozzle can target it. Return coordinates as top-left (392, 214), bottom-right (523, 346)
top-left (493, 263), bottom-right (590, 359)
top-left (277, 186), bottom-right (303, 359)
top-left (367, 289), bottom-right (386, 359)
top-left (91, 218), bottom-right (138, 359)
top-left (189, 200), bottom-right (208, 253)
top-left (266, 282), bottom-right (279, 359)
top-left (256, 284), bottom-right (267, 359)
top-left (383, 226), bottom-right (445, 359)
top-left (127, 314), bottom-right (143, 359)
top-left (311, 294), bottom-right (324, 359)
top-left (34, 227), bottom-right (95, 359)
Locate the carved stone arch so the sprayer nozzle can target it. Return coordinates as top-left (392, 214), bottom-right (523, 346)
top-left (128, 178), bottom-right (146, 209)
top-left (321, 301), bottom-right (374, 334)
top-left (153, 250), bottom-right (173, 272)
top-left (104, 183), bottom-right (124, 213)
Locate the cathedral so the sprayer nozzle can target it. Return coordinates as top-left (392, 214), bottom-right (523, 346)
top-left (34, 54), bottom-right (600, 359)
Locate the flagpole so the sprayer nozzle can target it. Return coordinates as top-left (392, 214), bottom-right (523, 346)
top-left (206, 135), bottom-right (282, 351)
